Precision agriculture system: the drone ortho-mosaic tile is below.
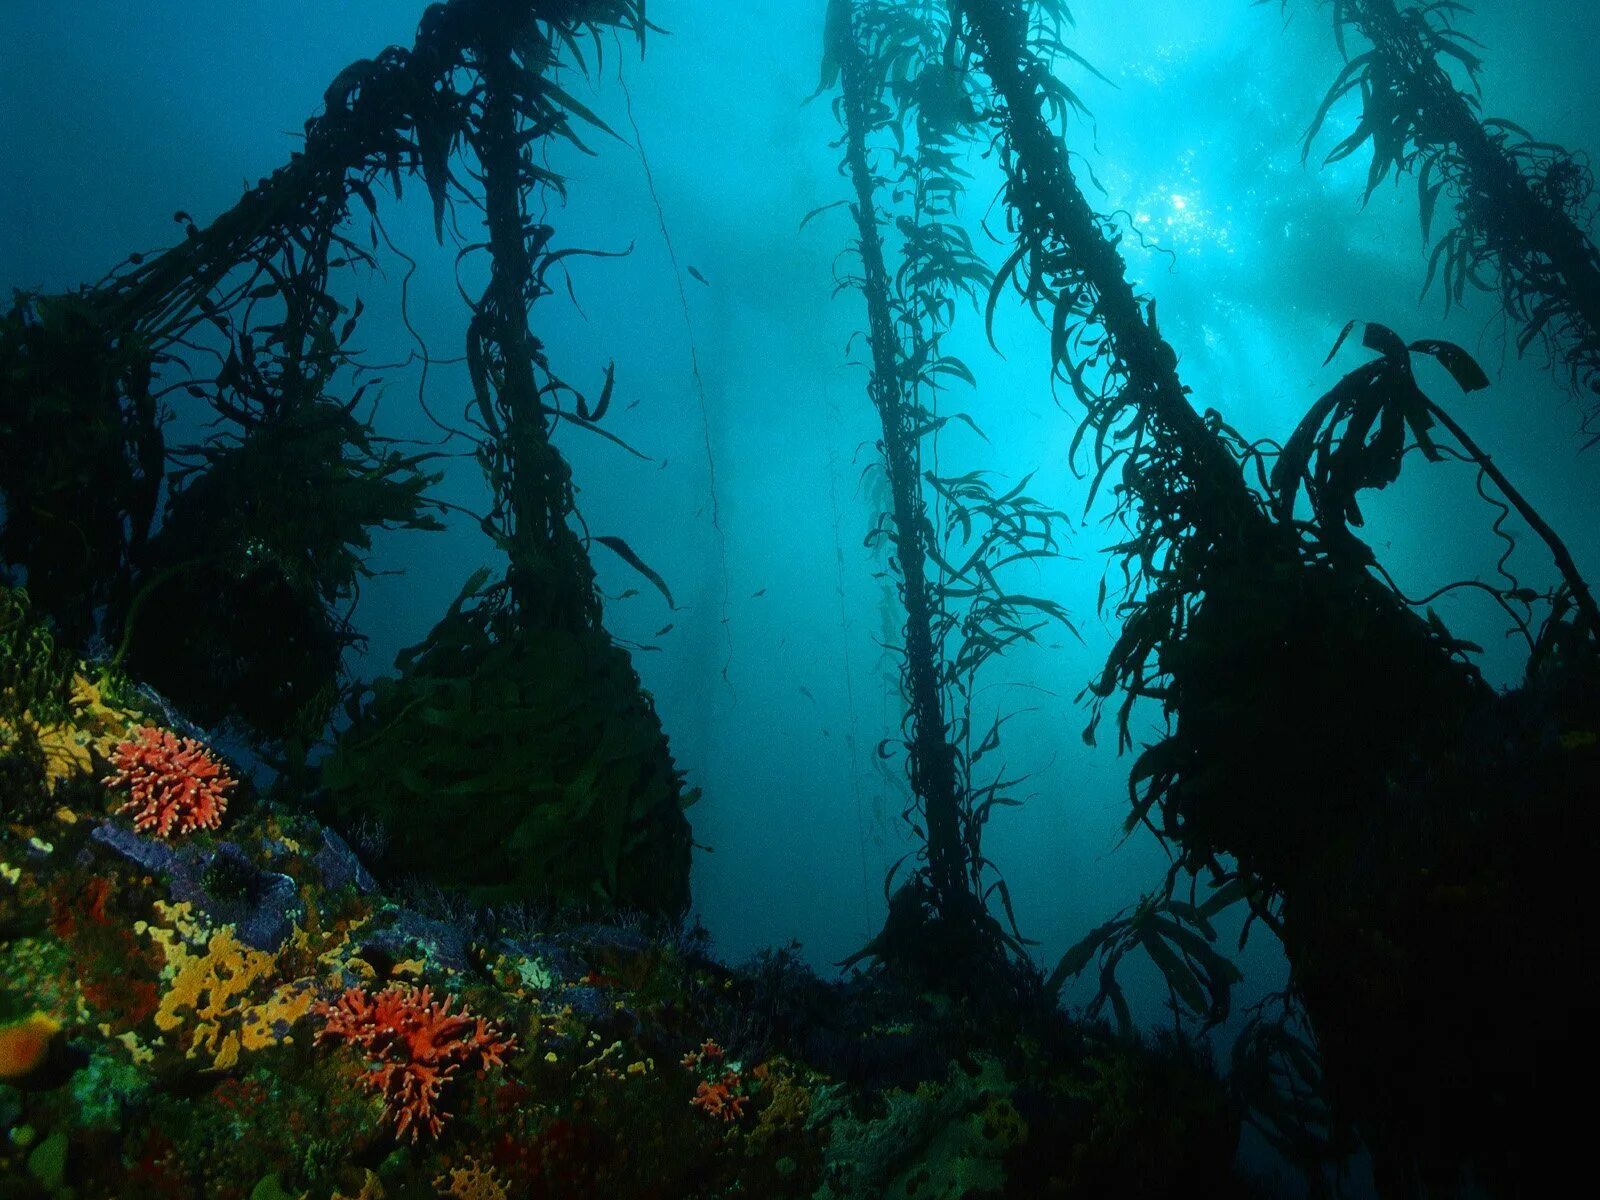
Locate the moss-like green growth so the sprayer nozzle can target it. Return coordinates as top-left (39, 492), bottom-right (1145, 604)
top-left (323, 570), bottom-right (694, 917)
top-left (0, 297), bottom-right (163, 648)
top-left (812, 1056), bottom-right (1022, 1200)
top-left (117, 397), bottom-right (442, 746)
top-left (0, 589), bottom-right (76, 728)
top-left (26, 1129), bottom-right (67, 1191)
top-left (0, 730), bottom-right (52, 824)
top-left (69, 1049), bottom-right (149, 1131)
top-left (247, 1173), bottom-right (295, 1200)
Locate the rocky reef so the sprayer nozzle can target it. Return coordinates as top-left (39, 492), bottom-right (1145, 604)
top-left (0, 640), bottom-right (1252, 1198)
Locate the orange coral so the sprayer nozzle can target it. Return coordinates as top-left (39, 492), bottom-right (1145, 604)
top-left (680, 1038), bottom-right (725, 1070)
top-left (690, 1072), bottom-right (749, 1122)
top-left (683, 1037), bottom-right (747, 1121)
top-left (315, 984), bottom-right (515, 1141)
top-left (0, 1013), bottom-right (60, 1080)
top-left (103, 725), bottom-right (235, 838)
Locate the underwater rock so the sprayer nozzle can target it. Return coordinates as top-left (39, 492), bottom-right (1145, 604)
top-left (801, 1022), bottom-right (947, 1092)
top-left (560, 984), bottom-right (611, 1023)
top-left (496, 937), bottom-right (584, 988)
top-left (129, 681), bottom-right (213, 744)
top-left (361, 906), bottom-right (470, 972)
top-left (311, 826), bottom-right (376, 894)
top-left (172, 852), bottom-right (303, 953)
top-left (89, 819), bottom-right (178, 874)
top-left (89, 827), bottom-right (303, 951)
top-left (559, 921), bottom-right (653, 956)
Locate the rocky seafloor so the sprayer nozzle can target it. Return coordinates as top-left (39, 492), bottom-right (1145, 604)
top-left (0, 663), bottom-right (1258, 1199)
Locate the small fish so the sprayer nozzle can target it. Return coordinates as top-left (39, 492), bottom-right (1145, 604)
top-left (751, 588), bottom-right (768, 599)
top-left (687, 265), bottom-right (710, 286)
top-left (655, 623), bottom-right (674, 637)
top-left (660, 458), bottom-right (670, 469)
top-left (798, 686), bottom-right (815, 701)
top-left (617, 588), bottom-right (641, 600)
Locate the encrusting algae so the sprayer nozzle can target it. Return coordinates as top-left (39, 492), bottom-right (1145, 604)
top-left (6, 671), bottom-right (145, 793)
top-left (141, 905), bottom-right (318, 1072)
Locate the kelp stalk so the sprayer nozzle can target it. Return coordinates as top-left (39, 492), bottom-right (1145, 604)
top-left (473, 25), bottom-right (601, 632)
top-left (836, 16), bottom-right (969, 920)
top-left (322, 1), bottom-right (694, 917)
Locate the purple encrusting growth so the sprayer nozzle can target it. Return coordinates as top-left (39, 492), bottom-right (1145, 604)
top-left (90, 823), bottom-right (303, 950)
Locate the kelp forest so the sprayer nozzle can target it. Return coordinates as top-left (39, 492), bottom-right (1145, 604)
top-left (0, 0), bottom-right (1596, 1197)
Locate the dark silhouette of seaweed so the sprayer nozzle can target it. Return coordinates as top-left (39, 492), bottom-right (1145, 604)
top-left (818, 0), bottom-right (1073, 993)
top-left (1, 0), bottom-right (695, 914)
top-left (1283, 0), bottom-right (1600, 442)
top-left (952, 0), bottom-right (1600, 1193)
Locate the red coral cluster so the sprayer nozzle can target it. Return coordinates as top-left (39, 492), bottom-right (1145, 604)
top-left (679, 1038), bottom-right (725, 1071)
top-left (691, 1074), bottom-right (749, 1122)
top-left (682, 1039), bottom-right (748, 1123)
top-left (315, 984), bottom-right (516, 1141)
top-left (103, 725), bottom-right (236, 838)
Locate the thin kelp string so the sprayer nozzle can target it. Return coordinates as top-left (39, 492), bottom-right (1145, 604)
top-left (613, 48), bottom-right (733, 690)
top-left (825, 387), bottom-right (878, 937)
top-left (368, 207), bottom-right (474, 448)
top-left (1465, 452), bottom-right (1524, 605)
top-left (1425, 396), bottom-right (1600, 640)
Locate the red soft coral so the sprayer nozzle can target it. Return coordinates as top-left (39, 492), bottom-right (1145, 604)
top-left (683, 1037), bottom-right (747, 1122)
top-left (690, 1072), bottom-right (749, 1123)
top-left (314, 984), bottom-right (516, 1141)
top-left (103, 725), bottom-right (236, 838)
